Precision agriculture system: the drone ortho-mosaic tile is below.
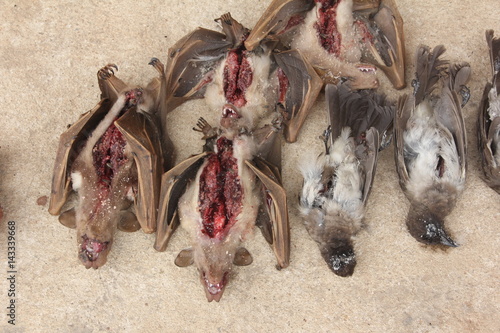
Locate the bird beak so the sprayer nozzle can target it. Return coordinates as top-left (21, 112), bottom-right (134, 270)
top-left (437, 228), bottom-right (458, 247)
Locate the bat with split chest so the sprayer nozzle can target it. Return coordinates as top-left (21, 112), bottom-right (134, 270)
top-left (48, 65), bottom-right (165, 268)
top-left (154, 12), bottom-right (322, 143)
top-left (245, 0), bottom-right (380, 90)
top-left (154, 109), bottom-right (289, 302)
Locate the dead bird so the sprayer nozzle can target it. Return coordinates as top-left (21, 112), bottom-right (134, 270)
top-left (155, 12), bottom-right (322, 142)
top-left (478, 30), bottom-right (500, 193)
top-left (48, 65), bottom-right (164, 268)
top-left (299, 83), bottom-right (393, 276)
top-left (245, 0), bottom-right (379, 90)
top-left (353, 0), bottom-right (406, 89)
top-left (154, 110), bottom-right (289, 302)
top-left (394, 45), bottom-right (470, 247)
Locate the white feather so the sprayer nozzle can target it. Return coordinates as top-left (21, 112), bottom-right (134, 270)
top-left (404, 101), bottom-right (464, 199)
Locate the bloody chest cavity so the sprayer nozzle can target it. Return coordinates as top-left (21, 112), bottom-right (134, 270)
top-left (199, 137), bottom-right (243, 239)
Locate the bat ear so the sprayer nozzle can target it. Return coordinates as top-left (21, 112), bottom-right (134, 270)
top-left (117, 211), bottom-right (141, 232)
top-left (58, 208), bottom-right (76, 229)
top-left (174, 248), bottom-right (194, 267)
top-left (233, 247), bottom-right (253, 266)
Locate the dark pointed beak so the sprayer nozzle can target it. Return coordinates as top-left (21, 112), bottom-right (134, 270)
top-left (438, 228), bottom-right (458, 247)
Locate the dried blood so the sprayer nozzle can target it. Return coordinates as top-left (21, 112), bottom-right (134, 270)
top-left (314, 0), bottom-right (342, 57)
top-left (277, 68), bottom-right (289, 105)
top-left (80, 234), bottom-right (109, 262)
top-left (199, 137), bottom-right (243, 239)
top-left (92, 123), bottom-right (127, 191)
top-left (223, 49), bottom-right (253, 107)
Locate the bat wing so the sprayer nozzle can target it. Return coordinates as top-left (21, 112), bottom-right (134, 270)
top-left (115, 107), bottom-right (164, 233)
top-left (245, 158), bottom-right (290, 269)
top-left (245, 0), bottom-right (314, 51)
top-left (356, 0), bottom-right (406, 89)
top-left (154, 152), bottom-right (210, 252)
top-left (163, 28), bottom-right (232, 112)
top-left (48, 99), bottom-right (112, 216)
top-left (274, 49), bottom-right (323, 142)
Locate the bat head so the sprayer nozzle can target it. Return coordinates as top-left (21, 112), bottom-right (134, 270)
top-left (78, 234), bottom-right (112, 269)
top-left (188, 241), bottom-right (252, 302)
top-left (194, 241), bottom-right (235, 302)
top-left (219, 103), bottom-right (258, 132)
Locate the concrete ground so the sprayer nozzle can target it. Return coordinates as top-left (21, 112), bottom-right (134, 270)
top-left (0, 0), bottom-right (499, 332)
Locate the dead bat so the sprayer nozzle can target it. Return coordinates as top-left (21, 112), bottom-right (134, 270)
top-left (353, 0), bottom-right (406, 89)
top-left (299, 83), bottom-right (393, 276)
top-left (154, 109), bottom-right (289, 302)
top-left (478, 30), bottom-right (500, 193)
top-left (394, 45), bottom-right (470, 247)
top-left (48, 65), bottom-right (164, 268)
top-left (245, 0), bottom-right (379, 90)
top-left (157, 12), bottom-right (322, 143)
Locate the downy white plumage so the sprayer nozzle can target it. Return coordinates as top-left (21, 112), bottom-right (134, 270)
top-left (394, 45), bottom-right (470, 247)
top-left (300, 83), bottom-right (393, 276)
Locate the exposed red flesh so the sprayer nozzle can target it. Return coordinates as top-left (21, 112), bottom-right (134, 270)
top-left (223, 49), bottom-right (253, 108)
top-left (314, 0), bottom-right (342, 56)
top-left (277, 68), bottom-right (289, 106)
top-left (92, 123), bottom-right (127, 191)
top-left (80, 235), bottom-right (109, 262)
top-left (199, 137), bottom-right (243, 239)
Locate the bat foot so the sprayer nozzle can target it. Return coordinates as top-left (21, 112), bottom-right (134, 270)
top-left (98, 64), bottom-right (118, 80)
top-left (149, 57), bottom-right (165, 76)
top-left (193, 117), bottom-right (218, 139)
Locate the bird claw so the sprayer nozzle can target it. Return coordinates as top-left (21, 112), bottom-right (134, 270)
top-left (320, 126), bottom-right (332, 153)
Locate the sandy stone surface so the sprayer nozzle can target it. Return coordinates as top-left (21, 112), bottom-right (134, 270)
top-left (0, 0), bottom-right (499, 331)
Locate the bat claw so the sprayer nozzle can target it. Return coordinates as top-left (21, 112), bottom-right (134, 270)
top-left (149, 57), bottom-right (165, 75)
top-left (98, 64), bottom-right (118, 80)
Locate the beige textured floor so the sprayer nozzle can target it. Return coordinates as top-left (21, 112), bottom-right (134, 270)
top-left (1, 0), bottom-right (499, 332)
